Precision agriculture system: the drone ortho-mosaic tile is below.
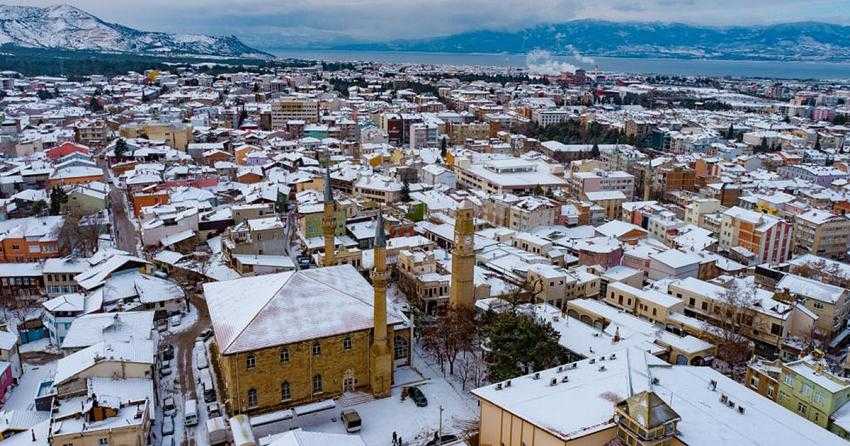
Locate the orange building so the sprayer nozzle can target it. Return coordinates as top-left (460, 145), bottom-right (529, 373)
top-left (0, 216), bottom-right (63, 263)
top-left (46, 166), bottom-right (105, 188)
top-left (132, 191), bottom-right (170, 217)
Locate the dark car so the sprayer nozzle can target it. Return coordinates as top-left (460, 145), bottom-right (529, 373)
top-left (200, 328), bottom-right (214, 341)
top-left (408, 386), bottom-right (428, 407)
top-left (425, 434), bottom-right (458, 446)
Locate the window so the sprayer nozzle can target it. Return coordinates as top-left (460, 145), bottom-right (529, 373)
top-left (98, 439), bottom-right (108, 446)
top-left (768, 386), bottom-right (774, 398)
top-left (797, 402), bottom-right (807, 414)
top-left (343, 336), bottom-right (352, 350)
top-left (312, 374), bottom-right (323, 393)
top-left (814, 391), bottom-right (826, 405)
top-left (281, 381), bottom-right (291, 401)
top-left (280, 347), bottom-right (289, 363)
top-left (394, 334), bottom-right (409, 360)
top-left (246, 353), bottom-right (256, 369)
top-left (801, 383), bottom-right (813, 397)
top-left (784, 374), bottom-right (794, 386)
top-left (312, 342), bottom-right (321, 356)
top-left (771, 324), bottom-right (783, 336)
top-left (247, 388), bottom-right (258, 408)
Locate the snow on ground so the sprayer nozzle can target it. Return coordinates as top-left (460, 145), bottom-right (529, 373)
top-left (288, 349), bottom-right (478, 446)
top-left (156, 342), bottom-right (184, 446)
top-left (169, 302), bottom-right (199, 335)
top-left (5, 362), bottom-right (56, 412)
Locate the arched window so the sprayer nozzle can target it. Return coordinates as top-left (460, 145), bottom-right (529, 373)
top-left (247, 388), bottom-right (258, 408)
top-left (281, 381), bottom-right (291, 401)
top-left (312, 374), bottom-right (323, 393)
top-left (246, 353), bottom-right (256, 369)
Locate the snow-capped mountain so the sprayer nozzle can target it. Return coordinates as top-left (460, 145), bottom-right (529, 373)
top-left (0, 4), bottom-right (270, 58)
top-left (333, 20), bottom-right (850, 62)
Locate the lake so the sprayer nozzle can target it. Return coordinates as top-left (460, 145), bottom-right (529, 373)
top-left (271, 49), bottom-right (850, 80)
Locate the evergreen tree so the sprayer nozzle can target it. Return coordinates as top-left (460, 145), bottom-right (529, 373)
top-left (275, 189), bottom-right (289, 214)
top-left (481, 310), bottom-right (569, 381)
top-left (400, 180), bottom-right (411, 202)
top-left (590, 143), bottom-right (600, 159)
top-left (89, 96), bottom-right (103, 112)
top-left (49, 188), bottom-right (67, 215)
top-left (114, 138), bottom-right (129, 158)
top-left (814, 134), bottom-right (822, 151)
top-left (727, 123), bottom-right (734, 139)
top-left (439, 138), bottom-right (448, 159)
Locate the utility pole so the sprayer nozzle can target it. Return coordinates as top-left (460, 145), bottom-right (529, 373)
top-left (438, 405), bottom-right (444, 445)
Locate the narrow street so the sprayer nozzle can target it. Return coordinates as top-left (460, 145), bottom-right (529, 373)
top-left (108, 183), bottom-right (140, 254)
top-left (171, 292), bottom-right (211, 396)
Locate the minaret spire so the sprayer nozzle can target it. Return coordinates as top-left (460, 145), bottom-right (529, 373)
top-left (322, 168), bottom-right (337, 267)
top-left (369, 209), bottom-right (392, 397)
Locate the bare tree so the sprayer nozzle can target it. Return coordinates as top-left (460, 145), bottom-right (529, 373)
top-left (705, 281), bottom-right (761, 378)
top-left (421, 304), bottom-right (478, 376)
top-left (58, 213), bottom-right (103, 257)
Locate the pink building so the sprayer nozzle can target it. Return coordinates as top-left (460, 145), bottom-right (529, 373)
top-left (0, 362), bottom-right (12, 403)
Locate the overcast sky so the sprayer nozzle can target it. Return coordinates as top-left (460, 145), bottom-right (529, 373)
top-left (11, 0), bottom-right (850, 45)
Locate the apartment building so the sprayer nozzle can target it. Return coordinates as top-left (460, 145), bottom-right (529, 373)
top-left (668, 277), bottom-right (814, 354)
top-left (604, 281), bottom-right (683, 324)
top-left (719, 206), bottom-right (792, 264)
top-left (569, 169), bottom-right (635, 199)
top-left (271, 97), bottom-right (320, 127)
top-left (397, 249), bottom-right (450, 315)
top-left (777, 357), bottom-right (850, 435)
top-left (793, 209), bottom-right (850, 259)
top-left (119, 121), bottom-right (192, 150)
top-left (454, 157), bottom-right (567, 195)
top-left (776, 273), bottom-right (849, 340)
top-left (482, 194), bottom-right (559, 231)
top-left (526, 264), bottom-right (600, 309)
top-left (73, 119), bottom-right (110, 148)
top-left (0, 216), bottom-right (63, 263)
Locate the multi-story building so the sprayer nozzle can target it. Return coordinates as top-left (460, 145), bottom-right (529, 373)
top-left (793, 209), bottom-right (850, 259)
top-left (397, 249), bottom-right (450, 315)
top-left (119, 121), bottom-right (192, 150)
top-left (454, 157), bottom-right (567, 195)
top-left (0, 216), bottom-right (63, 263)
top-left (73, 119), bottom-right (110, 148)
top-left (569, 169), bottom-right (635, 199)
top-left (527, 264), bottom-right (600, 309)
top-left (719, 206), bottom-right (792, 264)
top-left (482, 194), bottom-right (559, 231)
top-left (409, 122), bottom-right (439, 150)
top-left (777, 357), bottom-right (850, 433)
top-left (776, 273), bottom-right (849, 340)
top-left (669, 276), bottom-right (814, 355)
top-left (271, 97), bottom-right (320, 127)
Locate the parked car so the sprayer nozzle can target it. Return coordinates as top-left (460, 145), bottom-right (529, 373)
top-left (161, 416), bottom-right (175, 435)
top-left (160, 345), bottom-right (174, 361)
top-left (170, 314), bottom-right (182, 327)
top-left (207, 401), bottom-right (221, 418)
top-left (340, 409), bottom-right (362, 433)
top-left (425, 434), bottom-right (458, 446)
top-left (185, 399), bottom-right (199, 427)
top-left (408, 386), bottom-right (428, 407)
top-left (162, 396), bottom-right (176, 416)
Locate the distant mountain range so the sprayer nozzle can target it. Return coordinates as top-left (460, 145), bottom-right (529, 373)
top-left (332, 20), bottom-right (850, 62)
top-left (0, 4), bottom-right (270, 59)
